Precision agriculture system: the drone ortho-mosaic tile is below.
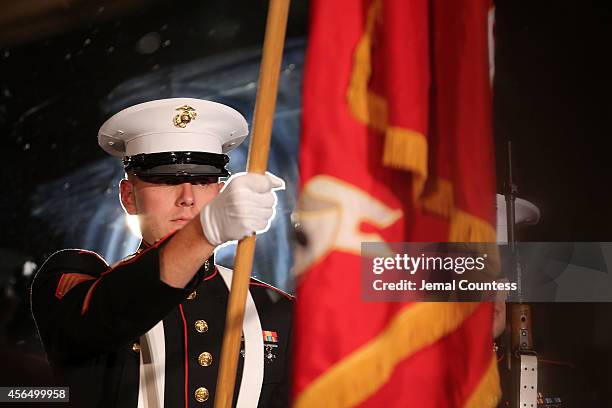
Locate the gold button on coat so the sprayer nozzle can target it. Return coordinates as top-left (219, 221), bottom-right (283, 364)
top-left (187, 291), bottom-right (197, 300)
top-left (194, 387), bottom-right (209, 402)
top-left (198, 352), bottom-right (213, 367)
top-left (194, 320), bottom-right (208, 333)
top-left (132, 343), bottom-right (140, 353)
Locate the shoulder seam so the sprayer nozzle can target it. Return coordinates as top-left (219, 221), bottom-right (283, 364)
top-left (249, 280), bottom-right (294, 301)
top-left (215, 265), bottom-right (294, 300)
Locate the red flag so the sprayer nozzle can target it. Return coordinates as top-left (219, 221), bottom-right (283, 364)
top-left (293, 0), bottom-right (500, 406)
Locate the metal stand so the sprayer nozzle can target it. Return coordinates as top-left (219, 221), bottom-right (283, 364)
top-left (505, 141), bottom-right (537, 408)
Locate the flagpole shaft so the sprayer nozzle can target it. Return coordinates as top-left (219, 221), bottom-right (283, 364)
top-left (213, 1), bottom-right (290, 407)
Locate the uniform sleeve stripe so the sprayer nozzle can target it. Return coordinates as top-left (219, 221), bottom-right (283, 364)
top-left (80, 232), bottom-right (176, 315)
top-left (81, 278), bottom-right (102, 314)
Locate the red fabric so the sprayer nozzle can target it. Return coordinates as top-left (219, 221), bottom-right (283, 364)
top-left (428, 0), bottom-right (496, 225)
top-left (293, 0), bottom-right (496, 406)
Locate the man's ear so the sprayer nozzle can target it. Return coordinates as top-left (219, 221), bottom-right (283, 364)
top-left (119, 179), bottom-right (138, 215)
top-left (216, 181), bottom-right (225, 193)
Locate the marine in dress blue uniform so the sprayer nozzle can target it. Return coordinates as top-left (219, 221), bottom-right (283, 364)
top-left (31, 98), bottom-right (293, 408)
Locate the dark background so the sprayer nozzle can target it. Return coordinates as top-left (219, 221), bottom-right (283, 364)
top-left (0, 0), bottom-right (610, 404)
top-left (493, 2), bottom-right (612, 405)
top-left (494, 0), bottom-right (612, 243)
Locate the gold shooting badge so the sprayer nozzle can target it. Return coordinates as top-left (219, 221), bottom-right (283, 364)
top-left (173, 105), bottom-right (197, 128)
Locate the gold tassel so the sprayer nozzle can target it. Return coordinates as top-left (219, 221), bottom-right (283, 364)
top-left (419, 178), bottom-right (454, 217)
top-left (383, 127), bottom-right (428, 198)
top-left (449, 210), bottom-right (497, 242)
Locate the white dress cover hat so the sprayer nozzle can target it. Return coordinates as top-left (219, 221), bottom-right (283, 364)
top-left (98, 98), bottom-right (248, 178)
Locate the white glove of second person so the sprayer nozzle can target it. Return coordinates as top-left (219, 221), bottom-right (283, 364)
top-left (200, 172), bottom-right (285, 246)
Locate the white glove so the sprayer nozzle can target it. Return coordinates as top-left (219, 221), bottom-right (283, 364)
top-left (200, 172), bottom-right (285, 246)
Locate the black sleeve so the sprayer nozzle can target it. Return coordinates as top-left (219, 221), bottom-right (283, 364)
top-left (31, 236), bottom-right (204, 360)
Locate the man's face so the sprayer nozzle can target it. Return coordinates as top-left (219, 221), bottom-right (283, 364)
top-left (120, 175), bottom-right (223, 244)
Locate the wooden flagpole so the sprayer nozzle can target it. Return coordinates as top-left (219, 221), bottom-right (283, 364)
top-left (213, 1), bottom-right (290, 407)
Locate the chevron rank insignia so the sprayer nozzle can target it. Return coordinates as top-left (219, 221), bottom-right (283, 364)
top-left (55, 273), bottom-right (96, 300)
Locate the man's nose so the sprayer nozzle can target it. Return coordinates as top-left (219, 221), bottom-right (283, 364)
top-left (176, 183), bottom-right (195, 207)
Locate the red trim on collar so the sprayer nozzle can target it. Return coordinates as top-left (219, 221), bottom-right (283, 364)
top-left (80, 232), bottom-right (176, 315)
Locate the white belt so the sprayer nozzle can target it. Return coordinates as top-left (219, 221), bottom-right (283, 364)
top-left (137, 266), bottom-right (264, 408)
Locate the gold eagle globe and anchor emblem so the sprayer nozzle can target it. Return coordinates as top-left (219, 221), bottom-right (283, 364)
top-left (173, 105), bottom-right (197, 128)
